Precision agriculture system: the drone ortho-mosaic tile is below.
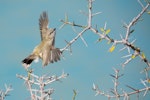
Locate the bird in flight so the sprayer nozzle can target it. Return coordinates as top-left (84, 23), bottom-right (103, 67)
top-left (22, 11), bottom-right (61, 68)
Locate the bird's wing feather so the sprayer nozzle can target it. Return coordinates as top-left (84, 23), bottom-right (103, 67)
top-left (42, 46), bottom-right (50, 67)
top-left (39, 11), bottom-right (49, 40)
top-left (50, 48), bottom-right (61, 62)
top-left (42, 48), bottom-right (61, 67)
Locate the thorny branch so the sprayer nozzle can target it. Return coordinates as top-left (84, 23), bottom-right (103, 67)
top-left (93, 69), bottom-right (150, 100)
top-left (60, 0), bottom-right (150, 68)
top-left (17, 70), bottom-right (68, 100)
top-left (0, 84), bottom-right (13, 100)
top-left (59, 0), bottom-right (150, 99)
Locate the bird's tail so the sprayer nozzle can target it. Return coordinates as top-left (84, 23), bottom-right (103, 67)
top-left (22, 54), bottom-right (36, 67)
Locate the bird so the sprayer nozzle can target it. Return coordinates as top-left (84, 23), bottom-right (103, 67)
top-left (22, 11), bottom-right (61, 68)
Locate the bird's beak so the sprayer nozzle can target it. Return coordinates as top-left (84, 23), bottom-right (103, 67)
top-left (50, 28), bottom-right (56, 38)
top-left (53, 28), bottom-right (56, 35)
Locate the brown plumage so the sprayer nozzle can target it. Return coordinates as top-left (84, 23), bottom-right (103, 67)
top-left (22, 11), bottom-right (61, 67)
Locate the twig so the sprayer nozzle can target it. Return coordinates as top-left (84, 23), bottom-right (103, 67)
top-left (17, 71), bottom-right (68, 100)
top-left (0, 84), bottom-right (13, 100)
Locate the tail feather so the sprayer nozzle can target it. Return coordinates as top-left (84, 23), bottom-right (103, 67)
top-left (22, 54), bottom-right (36, 66)
top-left (22, 48), bottom-right (62, 67)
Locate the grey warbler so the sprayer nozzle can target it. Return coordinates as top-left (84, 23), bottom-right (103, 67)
top-left (22, 11), bottom-right (61, 67)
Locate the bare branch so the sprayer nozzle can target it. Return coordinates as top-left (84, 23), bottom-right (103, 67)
top-left (60, 27), bottom-right (89, 52)
top-left (0, 84), bottom-right (13, 100)
top-left (57, 0), bottom-right (150, 99)
top-left (125, 2), bottom-right (150, 40)
top-left (93, 68), bottom-right (150, 99)
top-left (17, 71), bottom-right (68, 100)
top-left (138, 0), bottom-right (144, 8)
top-left (72, 26), bottom-right (88, 47)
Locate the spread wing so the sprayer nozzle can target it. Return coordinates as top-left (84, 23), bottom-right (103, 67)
top-left (42, 48), bottom-right (61, 67)
top-left (39, 11), bottom-right (49, 40)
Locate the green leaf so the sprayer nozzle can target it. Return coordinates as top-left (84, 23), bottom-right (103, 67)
top-left (65, 13), bottom-right (68, 22)
top-left (141, 52), bottom-right (146, 59)
top-left (100, 28), bottom-right (105, 32)
top-left (148, 79), bottom-right (150, 83)
top-left (105, 29), bottom-right (111, 34)
top-left (130, 29), bottom-right (134, 33)
top-left (107, 40), bottom-right (111, 44)
top-left (72, 89), bottom-right (77, 100)
top-left (131, 54), bottom-right (136, 59)
top-left (147, 11), bottom-right (150, 14)
top-left (109, 45), bottom-right (115, 52)
top-left (98, 38), bottom-right (103, 42)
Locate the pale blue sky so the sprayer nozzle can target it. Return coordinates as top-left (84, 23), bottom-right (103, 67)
top-left (0, 0), bottom-right (150, 100)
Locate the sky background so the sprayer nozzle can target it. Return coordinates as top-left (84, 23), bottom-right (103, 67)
top-left (0, 0), bottom-right (150, 100)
